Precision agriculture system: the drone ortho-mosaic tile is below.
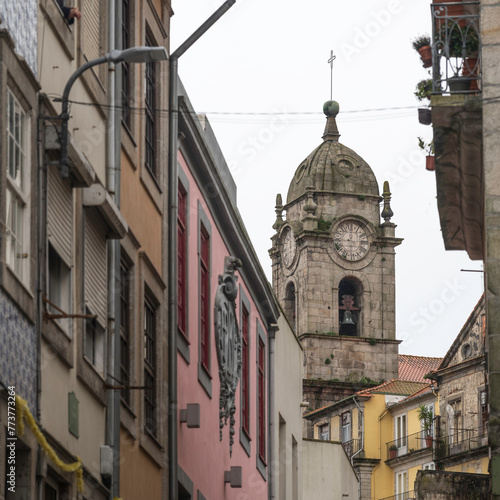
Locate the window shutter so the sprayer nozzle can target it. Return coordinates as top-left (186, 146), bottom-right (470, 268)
top-left (47, 167), bottom-right (72, 264)
top-left (82, 0), bottom-right (101, 62)
top-left (84, 208), bottom-right (107, 326)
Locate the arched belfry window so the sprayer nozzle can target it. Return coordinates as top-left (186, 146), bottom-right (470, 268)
top-left (284, 281), bottom-right (296, 332)
top-left (338, 278), bottom-right (362, 336)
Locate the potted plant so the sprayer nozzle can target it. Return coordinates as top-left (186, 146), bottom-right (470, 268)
top-left (414, 79), bottom-right (433, 102)
top-left (412, 34), bottom-right (432, 68)
top-left (389, 444), bottom-right (398, 459)
top-left (418, 137), bottom-right (435, 171)
top-left (418, 404), bottom-right (434, 448)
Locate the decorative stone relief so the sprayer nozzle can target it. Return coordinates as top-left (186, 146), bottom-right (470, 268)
top-left (214, 256), bottom-right (242, 456)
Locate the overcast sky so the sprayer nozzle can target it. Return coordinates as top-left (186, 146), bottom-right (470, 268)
top-left (171, 0), bottom-right (484, 358)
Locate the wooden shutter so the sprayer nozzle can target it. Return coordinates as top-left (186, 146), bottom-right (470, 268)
top-left (82, 0), bottom-right (101, 62)
top-left (47, 166), bottom-right (72, 264)
top-left (84, 208), bottom-right (107, 326)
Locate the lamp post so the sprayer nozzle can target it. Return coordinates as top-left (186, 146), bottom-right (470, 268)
top-left (58, 46), bottom-right (168, 178)
top-left (167, 2), bottom-right (235, 498)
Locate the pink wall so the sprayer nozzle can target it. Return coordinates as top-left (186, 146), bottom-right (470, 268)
top-left (177, 151), bottom-right (268, 500)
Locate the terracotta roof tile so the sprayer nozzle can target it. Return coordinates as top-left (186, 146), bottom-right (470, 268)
top-left (398, 354), bottom-right (443, 383)
top-left (359, 379), bottom-right (428, 396)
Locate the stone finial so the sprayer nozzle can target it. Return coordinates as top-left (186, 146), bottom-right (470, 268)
top-left (381, 180), bottom-right (394, 223)
top-left (303, 188), bottom-right (318, 216)
top-left (322, 100), bottom-right (341, 142)
top-left (302, 187), bottom-right (319, 231)
top-left (272, 193), bottom-right (284, 231)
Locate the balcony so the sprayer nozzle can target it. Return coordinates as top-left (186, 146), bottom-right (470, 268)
top-left (379, 492), bottom-right (415, 500)
top-left (435, 427), bottom-right (488, 461)
top-left (386, 431), bottom-right (433, 461)
top-left (431, 2), bottom-right (481, 95)
top-left (342, 438), bottom-right (361, 460)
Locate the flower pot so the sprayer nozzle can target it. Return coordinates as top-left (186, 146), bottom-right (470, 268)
top-left (448, 76), bottom-right (470, 93)
top-left (426, 155), bottom-right (435, 171)
top-left (435, 0), bottom-right (466, 29)
top-left (418, 108), bottom-right (432, 125)
top-left (390, 449), bottom-right (398, 459)
top-left (418, 45), bottom-right (432, 68)
top-left (463, 57), bottom-right (480, 91)
top-left (425, 435), bottom-right (433, 448)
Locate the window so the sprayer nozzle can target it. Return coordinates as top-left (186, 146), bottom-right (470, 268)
top-left (48, 245), bottom-right (71, 332)
top-left (318, 423), bottom-right (330, 441)
top-left (144, 294), bottom-right (157, 435)
top-left (341, 411), bottom-right (351, 443)
top-left (395, 414), bottom-right (407, 449)
top-left (423, 461), bottom-right (435, 470)
top-left (120, 261), bottom-right (131, 405)
top-left (144, 33), bottom-right (157, 177)
top-left (241, 304), bottom-right (250, 435)
top-left (395, 471), bottom-right (407, 500)
top-left (178, 184), bottom-right (188, 337)
top-left (338, 278), bottom-right (362, 336)
top-left (284, 281), bottom-right (296, 331)
top-left (121, 0), bottom-right (132, 128)
top-left (6, 90), bottom-right (29, 283)
top-left (480, 390), bottom-right (488, 436)
top-left (199, 225), bottom-right (210, 371)
top-left (449, 399), bottom-right (462, 443)
top-left (84, 308), bottom-right (105, 375)
top-left (258, 337), bottom-right (266, 462)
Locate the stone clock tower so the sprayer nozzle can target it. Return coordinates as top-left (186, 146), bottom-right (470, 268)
top-left (270, 101), bottom-right (402, 408)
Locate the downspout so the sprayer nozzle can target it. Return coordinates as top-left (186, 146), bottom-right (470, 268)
top-left (167, 4), bottom-right (236, 498)
top-left (106, 0), bottom-right (122, 498)
top-left (268, 325), bottom-right (278, 500)
top-left (36, 95), bottom-right (48, 500)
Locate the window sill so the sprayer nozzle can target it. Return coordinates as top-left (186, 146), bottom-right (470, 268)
top-left (198, 362), bottom-right (212, 399)
top-left (178, 329), bottom-right (190, 364)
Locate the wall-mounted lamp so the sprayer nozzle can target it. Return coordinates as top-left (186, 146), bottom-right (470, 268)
top-left (224, 466), bottom-right (242, 488)
top-left (179, 403), bottom-right (200, 428)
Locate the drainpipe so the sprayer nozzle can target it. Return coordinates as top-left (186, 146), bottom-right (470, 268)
top-left (106, 0), bottom-right (122, 498)
top-left (167, 3), bottom-right (236, 498)
top-left (268, 325), bottom-right (278, 500)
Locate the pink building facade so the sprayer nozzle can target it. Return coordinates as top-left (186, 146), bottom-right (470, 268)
top-left (175, 80), bottom-right (279, 500)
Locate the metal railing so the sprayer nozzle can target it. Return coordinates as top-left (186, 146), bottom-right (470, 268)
top-left (342, 438), bottom-right (361, 459)
top-left (379, 491), bottom-right (416, 500)
top-left (386, 431), bottom-right (433, 460)
top-left (435, 427), bottom-right (488, 460)
top-left (431, 2), bottom-right (481, 94)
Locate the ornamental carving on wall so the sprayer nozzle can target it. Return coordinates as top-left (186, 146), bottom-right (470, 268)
top-left (214, 256), bottom-right (242, 456)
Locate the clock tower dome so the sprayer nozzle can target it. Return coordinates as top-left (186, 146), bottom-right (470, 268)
top-left (270, 101), bottom-right (402, 407)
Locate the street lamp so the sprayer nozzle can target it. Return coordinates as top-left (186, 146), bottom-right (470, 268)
top-left (59, 46), bottom-right (168, 178)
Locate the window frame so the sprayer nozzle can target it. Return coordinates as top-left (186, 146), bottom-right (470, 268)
top-left (256, 321), bottom-right (267, 479)
top-left (144, 31), bottom-right (157, 179)
top-left (197, 203), bottom-right (212, 397)
top-left (239, 286), bottom-right (252, 455)
top-left (144, 291), bottom-right (158, 437)
top-left (6, 89), bottom-right (30, 284)
top-left (395, 413), bottom-right (407, 450)
top-left (177, 169), bottom-right (190, 362)
top-left (120, 259), bottom-right (132, 406)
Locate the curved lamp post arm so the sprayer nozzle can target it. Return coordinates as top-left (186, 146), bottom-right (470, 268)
top-left (59, 46), bottom-right (167, 178)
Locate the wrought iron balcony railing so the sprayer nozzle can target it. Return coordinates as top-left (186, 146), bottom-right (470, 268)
top-left (379, 491), bottom-right (416, 500)
top-left (431, 2), bottom-right (481, 94)
top-left (386, 430), bottom-right (433, 461)
top-left (434, 427), bottom-right (488, 461)
top-left (342, 438), bottom-right (361, 460)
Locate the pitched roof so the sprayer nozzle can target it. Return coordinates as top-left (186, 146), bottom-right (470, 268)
top-left (303, 379), bottom-right (428, 418)
top-left (398, 354), bottom-right (442, 383)
top-left (356, 379), bottom-right (428, 397)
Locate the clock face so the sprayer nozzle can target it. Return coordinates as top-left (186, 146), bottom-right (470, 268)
top-left (281, 227), bottom-right (296, 268)
top-left (333, 221), bottom-right (369, 261)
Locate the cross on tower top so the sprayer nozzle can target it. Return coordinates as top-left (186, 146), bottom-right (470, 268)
top-left (328, 50), bottom-right (336, 100)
